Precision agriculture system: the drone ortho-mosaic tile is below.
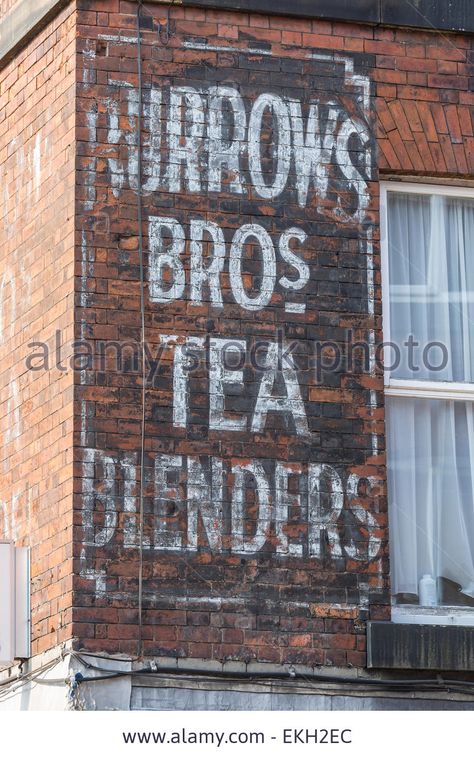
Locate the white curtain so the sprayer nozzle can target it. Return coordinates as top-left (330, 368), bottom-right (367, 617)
top-left (386, 192), bottom-right (474, 602)
top-left (388, 192), bottom-right (474, 382)
top-left (387, 397), bottom-right (474, 598)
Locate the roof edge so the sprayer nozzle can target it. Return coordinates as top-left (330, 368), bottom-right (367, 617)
top-left (0, 0), bottom-right (70, 70)
top-left (185, 0), bottom-right (474, 34)
top-left (1, 0), bottom-right (472, 72)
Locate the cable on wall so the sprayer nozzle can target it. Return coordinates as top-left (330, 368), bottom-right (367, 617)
top-left (2, 650), bottom-right (474, 703)
top-left (135, 0), bottom-right (147, 660)
top-left (133, 0), bottom-right (214, 659)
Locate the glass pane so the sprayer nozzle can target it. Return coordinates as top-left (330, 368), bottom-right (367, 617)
top-left (387, 191), bottom-right (474, 382)
top-left (386, 396), bottom-right (474, 607)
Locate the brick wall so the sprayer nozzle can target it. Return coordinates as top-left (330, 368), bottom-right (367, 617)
top-left (73, 2), bottom-right (380, 666)
top-left (71, 2), bottom-right (473, 667)
top-left (2, 0), bottom-right (473, 669)
top-left (0, 4), bottom-right (76, 656)
top-left (375, 27), bottom-right (473, 174)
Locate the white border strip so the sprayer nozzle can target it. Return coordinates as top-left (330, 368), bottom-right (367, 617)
top-left (183, 40), bottom-right (371, 117)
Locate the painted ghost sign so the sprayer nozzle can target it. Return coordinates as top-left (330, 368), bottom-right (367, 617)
top-left (108, 84), bottom-right (371, 218)
top-left (79, 40), bottom-right (383, 609)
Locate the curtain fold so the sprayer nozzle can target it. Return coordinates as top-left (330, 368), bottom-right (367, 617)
top-left (386, 192), bottom-right (474, 603)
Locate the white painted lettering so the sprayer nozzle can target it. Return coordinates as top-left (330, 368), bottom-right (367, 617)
top-left (209, 338), bottom-right (247, 432)
top-left (190, 219), bottom-right (226, 308)
top-left (229, 224), bottom-right (276, 311)
top-left (149, 217), bottom-right (186, 303)
top-left (231, 461), bottom-right (272, 553)
top-left (252, 341), bottom-right (309, 436)
top-left (248, 93), bottom-right (291, 200)
top-left (208, 86), bottom-right (246, 194)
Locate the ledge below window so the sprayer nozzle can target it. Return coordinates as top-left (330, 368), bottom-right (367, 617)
top-left (367, 621), bottom-right (474, 671)
top-left (392, 605), bottom-right (474, 627)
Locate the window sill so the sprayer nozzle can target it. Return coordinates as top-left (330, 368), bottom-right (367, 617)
top-left (392, 605), bottom-right (474, 627)
top-left (385, 379), bottom-right (474, 401)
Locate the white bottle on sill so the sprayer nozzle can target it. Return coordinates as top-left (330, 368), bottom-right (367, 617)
top-left (419, 574), bottom-right (437, 607)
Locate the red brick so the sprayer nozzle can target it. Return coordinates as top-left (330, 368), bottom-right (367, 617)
top-left (218, 24), bottom-right (239, 40)
top-left (377, 83), bottom-right (397, 98)
top-left (416, 101), bottom-right (441, 141)
top-left (373, 68), bottom-right (407, 85)
top-left (249, 13), bottom-right (270, 28)
top-left (427, 141), bottom-right (448, 173)
top-left (437, 59), bottom-right (458, 75)
top-left (453, 143), bottom-right (469, 175)
top-left (387, 130), bottom-right (415, 170)
top-left (445, 104), bottom-right (464, 143)
top-left (2, 0), bottom-right (472, 679)
top-left (378, 139), bottom-right (402, 171)
top-left (458, 106), bottom-right (473, 136)
top-left (397, 56), bottom-right (436, 73)
top-left (281, 31), bottom-right (302, 46)
top-left (439, 135), bottom-right (458, 174)
top-left (365, 40), bottom-right (406, 56)
top-left (396, 85), bottom-right (439, 102)
top-left (413, 132), bottom-right (436, 173)
top-left (387, 101), bottom-right (414, 141)
top-left (269, 16), bottom-right (308, 32)
top-left (401, 100), bottom-right (423, 132)
top-left (466, 137), bottom-right (474, 172)
top-left (403, 139), bottom-right (425, 171)
top-left (302, 32), bottom-right (344, 49)
top-left (0, 2), bottom-right (76, 659)
top-left (428, 73), bottom-right (468, 89)
top-left (427, 45), bottom-right (467, 62)
top-left (407, 72), bottom-right (428, 87)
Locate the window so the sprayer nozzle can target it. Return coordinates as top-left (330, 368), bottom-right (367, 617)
top-left (381, 182), bottom-right (474, 621)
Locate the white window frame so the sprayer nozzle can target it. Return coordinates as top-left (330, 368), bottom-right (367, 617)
top-left (381, 180), bottom-right (474, 624)
top-left (0, 542), bottom-right (30, 663)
